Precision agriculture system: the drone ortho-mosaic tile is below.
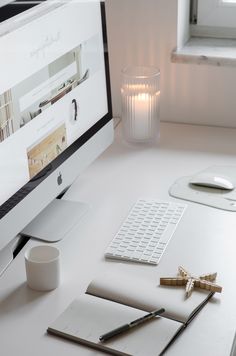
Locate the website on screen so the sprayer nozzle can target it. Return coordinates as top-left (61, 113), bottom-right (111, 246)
top-left (0, 0), bottom-right (108, 205)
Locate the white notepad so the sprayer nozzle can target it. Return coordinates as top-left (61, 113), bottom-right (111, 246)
top-left (48, 294), bottom-right (182, 356)
top-left (48, 269), bottom-right (214, 356)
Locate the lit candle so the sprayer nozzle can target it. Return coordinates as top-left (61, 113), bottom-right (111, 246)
top-left (132, 93), bottom-right (151, 140)
top-left (121, 66), bottom-right (160, 143)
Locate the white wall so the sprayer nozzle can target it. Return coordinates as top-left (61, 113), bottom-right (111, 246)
top-left (105, 0), bottom-right (236, 128)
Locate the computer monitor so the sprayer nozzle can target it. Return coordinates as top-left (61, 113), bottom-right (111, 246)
top-left (0, 0), bottom-right (113, 274)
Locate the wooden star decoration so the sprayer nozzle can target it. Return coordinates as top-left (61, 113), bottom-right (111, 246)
top-left (160, 266), bottom-right (222, 298)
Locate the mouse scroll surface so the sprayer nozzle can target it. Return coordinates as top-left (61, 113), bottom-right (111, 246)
top-left (190, 172), bottom-right (234, 190)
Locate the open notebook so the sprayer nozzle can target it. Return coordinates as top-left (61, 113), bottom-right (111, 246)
top-left (48, 270), bottom-right (214, 356)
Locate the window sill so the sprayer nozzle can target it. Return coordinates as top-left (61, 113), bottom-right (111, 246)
top-left (172, 37), bottom-right (236, 67)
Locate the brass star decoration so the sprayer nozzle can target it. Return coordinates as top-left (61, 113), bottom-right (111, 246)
top-left (160, 266), bottom-right (223, 298)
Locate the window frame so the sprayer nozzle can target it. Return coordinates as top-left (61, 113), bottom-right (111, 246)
top-left (191, 0), bottom-right (236, 38)
top-left (173, 0), bottom-right (236, 67)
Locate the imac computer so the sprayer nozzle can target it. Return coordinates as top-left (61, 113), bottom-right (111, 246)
top-left (0, 0), bottom-right (113, 275)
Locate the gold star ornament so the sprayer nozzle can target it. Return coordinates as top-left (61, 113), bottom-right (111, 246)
top-left (160, 266), bottom-right (222, 298)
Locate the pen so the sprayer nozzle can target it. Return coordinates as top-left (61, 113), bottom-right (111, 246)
top-left (99, 307), bottom-right (165, 342)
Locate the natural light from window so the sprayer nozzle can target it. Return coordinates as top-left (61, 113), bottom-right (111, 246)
top-left (222, 0), bottom-right (236, 3)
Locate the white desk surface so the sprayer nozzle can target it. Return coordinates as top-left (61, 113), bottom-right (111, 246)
top-left (1, 122), bottom-right (236, 356)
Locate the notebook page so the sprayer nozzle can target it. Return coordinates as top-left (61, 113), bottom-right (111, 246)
top-left (86, 269), bottom-right (211, 323)
top-left (48, 294), bottom-right (182, 356)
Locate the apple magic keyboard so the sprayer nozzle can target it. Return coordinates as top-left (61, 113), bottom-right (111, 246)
top-left (105, 199), bottom-right (187, 265)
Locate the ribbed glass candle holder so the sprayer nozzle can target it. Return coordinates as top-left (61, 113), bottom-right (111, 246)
top-left (121, 66), bottom-right (160, 143)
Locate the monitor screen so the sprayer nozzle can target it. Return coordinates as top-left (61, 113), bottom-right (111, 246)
top-left (0, 0), bottom-right (113, 256)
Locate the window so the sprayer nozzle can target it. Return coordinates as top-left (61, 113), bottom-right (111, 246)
top-left (191, 0), bottom-right (236, 37)
top-left (173, 0), bottom-right (236, 67)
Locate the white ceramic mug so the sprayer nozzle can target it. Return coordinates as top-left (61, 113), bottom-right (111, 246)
top-left (25, 245), bottom-right (60, 291)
